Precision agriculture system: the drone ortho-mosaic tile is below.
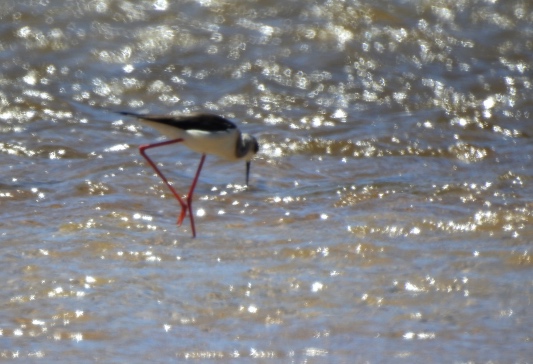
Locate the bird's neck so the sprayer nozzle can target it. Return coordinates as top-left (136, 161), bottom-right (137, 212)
top-left (235, 133), bottom-right (253, 160)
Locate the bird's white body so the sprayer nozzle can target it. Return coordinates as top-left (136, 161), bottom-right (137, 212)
top-left (119, 112), bottom-right (258, 163)
top-left (140, 119), bottom-right (246, 161)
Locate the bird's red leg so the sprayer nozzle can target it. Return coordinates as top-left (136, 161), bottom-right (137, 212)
top-left (139, 139), bottom-right (190, 228)
top-left (185, 154), bottom-right (206, 238)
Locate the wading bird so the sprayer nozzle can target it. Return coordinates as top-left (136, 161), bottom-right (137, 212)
top-left (119, 111), bottom-right (259, 237)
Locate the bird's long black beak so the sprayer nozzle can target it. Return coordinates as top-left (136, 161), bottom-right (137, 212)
top-left (246, 161), bottom-right (251, 187)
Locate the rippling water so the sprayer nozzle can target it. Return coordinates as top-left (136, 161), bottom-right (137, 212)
top-left (1, 0), bottom-right (532, 362)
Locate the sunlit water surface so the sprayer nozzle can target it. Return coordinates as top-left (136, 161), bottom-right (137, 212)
top-left (1, 0), bottom-right (532, 362)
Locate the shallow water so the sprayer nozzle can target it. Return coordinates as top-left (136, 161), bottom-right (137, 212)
top-left (1, 0), bottom-right (532, 362)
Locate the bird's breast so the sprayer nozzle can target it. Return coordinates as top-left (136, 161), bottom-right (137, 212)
top-left (182, 129), bottom-right (240, 160)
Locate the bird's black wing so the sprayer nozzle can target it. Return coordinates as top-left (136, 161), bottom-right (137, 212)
top-left (117, 111), bottom-right (237, 132)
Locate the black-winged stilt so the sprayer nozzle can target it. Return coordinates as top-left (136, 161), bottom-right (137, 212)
top-left (118, 111), bottom-right (259, 238)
